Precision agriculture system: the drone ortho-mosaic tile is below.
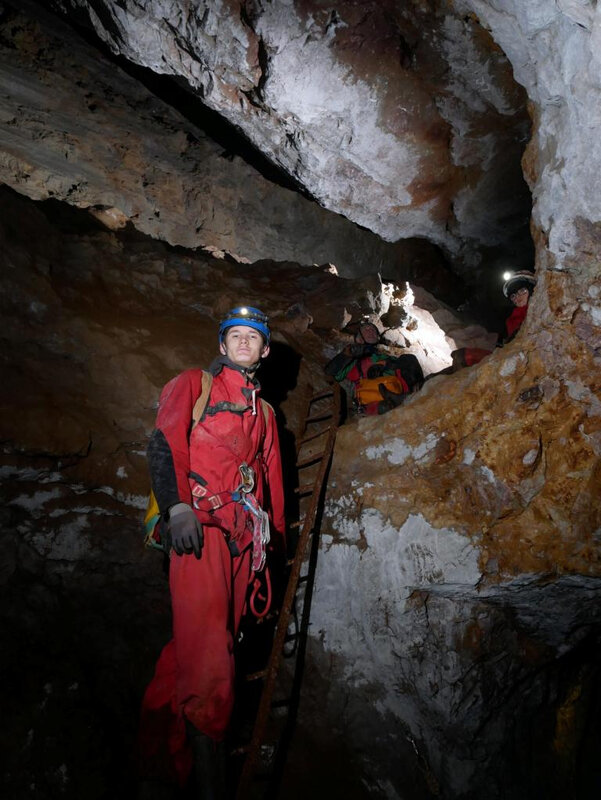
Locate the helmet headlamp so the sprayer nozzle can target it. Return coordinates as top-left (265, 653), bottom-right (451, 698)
top-left (218, 306), bottom-right (270, 343)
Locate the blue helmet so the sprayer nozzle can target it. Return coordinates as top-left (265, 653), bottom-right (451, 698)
top-left (218, 306), bottom-right (270, 344)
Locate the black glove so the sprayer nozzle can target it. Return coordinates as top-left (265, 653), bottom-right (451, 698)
top-left (167, 503), bottom-right (204, 558)
top-left (378, 384), bottom-right (406, 411)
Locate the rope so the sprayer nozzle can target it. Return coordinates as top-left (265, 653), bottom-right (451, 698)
top-left (248, 567), bottom-right (272, 619)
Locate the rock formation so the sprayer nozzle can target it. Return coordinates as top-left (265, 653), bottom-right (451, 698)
top-left (46, 0), bottom-right (534, 277)
top-left (0, 1), bottom-right (600, 799)
top-left (1, 0), bottom-right (455, 287)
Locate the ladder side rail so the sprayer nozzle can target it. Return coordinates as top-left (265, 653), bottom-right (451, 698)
top-left (235, 383), bottom-right (340, 799)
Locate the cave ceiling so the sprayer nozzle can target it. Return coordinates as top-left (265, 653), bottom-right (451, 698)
top-left (14, 0), bottom-right (533, 283)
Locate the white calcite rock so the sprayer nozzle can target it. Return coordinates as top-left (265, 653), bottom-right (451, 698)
top-left (45, 0), bottom-right (533, 271)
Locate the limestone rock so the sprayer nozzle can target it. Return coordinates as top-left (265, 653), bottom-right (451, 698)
top-left (2, 187), bottom-right (478, 498)
top-left (309, 324), bottom-right (601, 795)
top-left (2, 1), bottom-right (601, 797)
top-left (45, 0), bottom-right (533, 271)
top-left (0, 0), bottom-right (447, 285)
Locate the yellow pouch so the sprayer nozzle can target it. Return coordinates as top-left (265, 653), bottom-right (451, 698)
top-left (355, 375), bottom-right (404, 406)
top-left (143, 490), bottom-right (161, 549)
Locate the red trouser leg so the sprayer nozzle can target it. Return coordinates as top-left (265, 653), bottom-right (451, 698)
top-left (139, 528), bottom-right (252, 786)
top-left (139, 639), bottom-right (190, 784)
top-left (464, 347), bottom-right (492, 366)
top-left (171, 529), bottom-right (251, 739)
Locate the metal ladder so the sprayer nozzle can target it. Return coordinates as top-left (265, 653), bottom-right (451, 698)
top-left (234, 381), bottom-right (341, 799)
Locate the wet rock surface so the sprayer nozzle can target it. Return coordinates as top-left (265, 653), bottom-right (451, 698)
top-left (308, 245), bottom-right (601, 797)
top-left (0, 185), bottom-right (493, 797)
top-left (1, 1), bottom-right (601, 798)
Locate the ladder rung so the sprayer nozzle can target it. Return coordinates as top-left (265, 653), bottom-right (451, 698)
top-left (255, 610), bottom-right (279, 624)
top-left (285, 560), bottom-right (310, 571)
top-left (298, 425), bottom-right (331, 445)
top-left (296, 450), bottom-right (325, 468)
top-left (305, 411), bottom-right (333, 423)
top-left (310, 388), bottom-right (334, 401)
top-left (232, 742), bottom-right (277, 765)
top-left (294, 483), bottom-right (314, 495)
top-left (245, 668), bottom-right (268, 682)
top-left (289, 518), bottom-right (305, 530)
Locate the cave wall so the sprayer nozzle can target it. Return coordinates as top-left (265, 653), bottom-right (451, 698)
top-left (0, 185), bottom-right (353, 798)
top-left (305, 2), bottom-right (601, 797)
top-left (3, 181), bottom-right (489, 796)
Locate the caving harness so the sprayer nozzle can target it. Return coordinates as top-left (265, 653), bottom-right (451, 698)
top-left (189, 461), bottom-right (270, 573)
top-left (189, 460), bottom-right (272, 619)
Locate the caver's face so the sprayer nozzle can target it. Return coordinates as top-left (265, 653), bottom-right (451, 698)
top-left (355, 323), bottom-right (379, 345)
top-left (220, 325), bottom-right (269, 368)
top-left (510, 287), bottom-right (530, 307)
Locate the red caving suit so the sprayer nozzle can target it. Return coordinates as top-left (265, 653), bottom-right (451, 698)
top-left (504, 303), bottom-right (528, 339)
top-left (461, 303), bottom-right (530, 366)
top-left (139, 359), bottom-right (285, 785)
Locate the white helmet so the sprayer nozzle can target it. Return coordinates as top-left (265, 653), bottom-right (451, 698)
top-left (502, 270), bottom-right (536, 298)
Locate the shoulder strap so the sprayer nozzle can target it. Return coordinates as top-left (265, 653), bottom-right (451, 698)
top-left (259, 398), bottom-right (272, 427)
top-left (191, 371), bottom-right (213, 429)
top-left (191, 371), bottom-right (271, 428)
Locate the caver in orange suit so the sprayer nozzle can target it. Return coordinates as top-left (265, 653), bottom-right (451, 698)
top-left (139, 357), bottom-right (285, 786)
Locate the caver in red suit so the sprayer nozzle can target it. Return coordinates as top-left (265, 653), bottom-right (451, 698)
top-left (504, 303), bottom-right (528, 339)
top-left (459, 303), bottom-right (530, 367)
top-left (324, 322), bottom-right (423, 416)
top-left (139, 350), bottom-right (285, 787)
top-left (454, 273), bottom-right (536, 369)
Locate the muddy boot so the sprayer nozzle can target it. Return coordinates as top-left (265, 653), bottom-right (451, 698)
top-left (186, 722), bottom-right (226, 800)
top-left (450, 348), bottom-right (467, 371)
